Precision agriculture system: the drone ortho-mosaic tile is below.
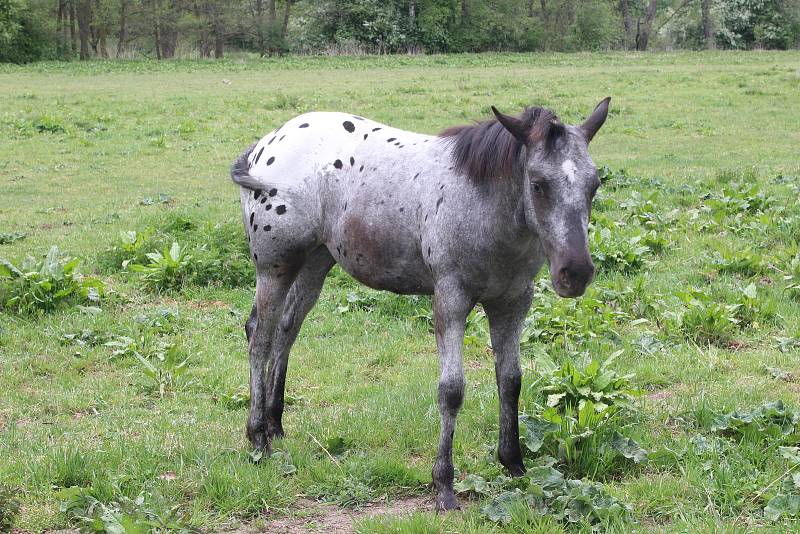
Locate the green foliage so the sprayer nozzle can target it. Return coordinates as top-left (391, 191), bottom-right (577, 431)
top-left (0, 231), bottom-right (25, 244)
top-left (56, 486), bottom-right (196, 533)
top-left (0, 483), bottom-right (20, 531)
top-left (783, 252), bottom-right (800, 300)
top-left (101, 216), bottom-right (253, 289)
top-left (709, 244), bottom-right (767, 276)
top-left (710, 400), bottom-right (800, 444)
top-left (537, 352), bottom-right (640, 413)
top-left (589, 222), bottom-right (650, 273)
top-left (477, 471), bottom-right (630, 527)
top-left (667, 289), bottom-right (740, 345)
top-left (0, 0), bottom-right (67, 63)
top-left (0, 246), bottom-right (104, 314)
top-left (520, 355), bottom-right (646, 478)
top-left (522, 284), bottom-right (626, 348)
top-left (127, 242), bottom-right (193, 291)
top-left (716, 0), bottom-right (800, 49)
top-left (134, 343), bottom-right (193, 399)
top-left (764, 447), bottom-right (800, 520)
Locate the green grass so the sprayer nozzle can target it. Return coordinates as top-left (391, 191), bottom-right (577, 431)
top-left (1, 51), bottom-right (800, 532)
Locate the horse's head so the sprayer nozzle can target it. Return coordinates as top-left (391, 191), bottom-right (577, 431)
top-left (492, 98), bottom-right (610, 298)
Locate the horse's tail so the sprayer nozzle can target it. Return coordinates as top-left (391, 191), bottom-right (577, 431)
top-left (230, 143), bottom-right (268, 190)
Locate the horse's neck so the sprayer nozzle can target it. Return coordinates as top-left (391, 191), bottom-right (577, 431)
top-left (475, 175), bottom-right (537, 251)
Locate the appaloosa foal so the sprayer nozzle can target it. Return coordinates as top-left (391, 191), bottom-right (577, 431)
top-left (231, 98), bottom-right (610, 510)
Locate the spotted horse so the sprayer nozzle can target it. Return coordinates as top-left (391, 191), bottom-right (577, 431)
top-left (231, 98), bottom-right (611, 511)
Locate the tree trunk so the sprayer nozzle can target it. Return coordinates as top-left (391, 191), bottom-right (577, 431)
top-left (281, 0), bottom-right (292, 40)
top-left (540, 0), bottom-right (549, 27)
top-left (76, 0), bottom-right (91, 60)
top-left (69, 0), bottom-right (78, 54)
top-left (214, 33), bottom-right (224, 58)
top-left (117, 0), bottom-right (128, 57)
top-left (701, 0), bottom-right (715, 49)
top-left (57, 0), bottom-right (65, 35)
top-left (636, 0), bottom-right (658, 51)
top-left (211, 3), bottom-right (224, 58)
top-left (93, 0), bottom-right (108, 58)
top-left (268, 0), bottom-right (276, 23)
top-left (153, 8), bottom-right (161, 60)
top-left (461, 0), bottom-right (469, 25)
top-left (619, 0), bottom-right (632, 49)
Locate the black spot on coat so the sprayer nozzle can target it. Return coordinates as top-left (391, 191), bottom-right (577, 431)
top-left (269, 188), bottom-right (277, 196)
top-left (387, 138), bottom-right (396, 142)
top-left (299, 123), bottom-right (309, 128)
top-left (253, 190), bottom-right (262, 200)
top-left (349, 156), bottom-right (355, 165)
top-left (334, 159), bottom-right (343, 169)
top-left (276, 205), bottom-right (287, 215)
top-left (254, 147), bottom-right (264, 164)
top-left (343, 121), bottom-right (355, 133)
top-left (267, 156), bottom-right (275, 165)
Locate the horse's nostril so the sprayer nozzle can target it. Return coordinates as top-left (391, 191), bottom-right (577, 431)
top-left (557, 261), bottom-right (594, 291)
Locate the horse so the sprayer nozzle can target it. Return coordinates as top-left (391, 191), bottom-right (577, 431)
top-left (230, 98), bottom-right (610, 511)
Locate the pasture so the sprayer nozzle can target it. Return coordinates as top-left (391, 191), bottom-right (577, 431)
top-left (1, 52), bottom-right (800, 532)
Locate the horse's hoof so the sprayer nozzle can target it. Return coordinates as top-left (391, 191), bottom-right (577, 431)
top-left (501, 460), bottom-right (525, 477)
top-left (435, 491), bottom-right (460, 512)
top-left (247, 427), bottom-right (270, 452)
top-left (267, 425), bottom-right (285, 440)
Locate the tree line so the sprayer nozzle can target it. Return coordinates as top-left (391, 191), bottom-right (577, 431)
top-left (1, 0), bottom-right (798, 63)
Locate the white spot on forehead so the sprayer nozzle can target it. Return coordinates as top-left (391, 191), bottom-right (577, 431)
top-left (561, 159), bottom-right (577, 183)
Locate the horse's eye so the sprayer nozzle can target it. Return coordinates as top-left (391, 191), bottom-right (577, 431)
top-left (532, 182), bottom-right (544, 195)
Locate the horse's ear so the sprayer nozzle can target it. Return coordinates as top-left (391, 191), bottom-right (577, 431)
top-left (491, 106), bottom-right (529, 143)
top-left (580, 97), bottom-right (611, 142)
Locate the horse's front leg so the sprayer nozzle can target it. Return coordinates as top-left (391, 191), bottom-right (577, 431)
top-left (432, 283), bottom-right (474, 511)
top-left (484, 285), bottom-right (534, 477)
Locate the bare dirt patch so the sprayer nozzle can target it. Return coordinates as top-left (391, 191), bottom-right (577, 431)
top-left (237, 495), bottom-right (432, 534)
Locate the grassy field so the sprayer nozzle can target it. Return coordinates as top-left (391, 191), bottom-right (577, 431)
top-left (1, 51), bottom-right (800, 532)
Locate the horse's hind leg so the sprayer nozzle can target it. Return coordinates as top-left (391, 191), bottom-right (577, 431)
top-left (247, 272), bottom-right (293, 452)
top-left (264, 246), bottom-right (335, 440)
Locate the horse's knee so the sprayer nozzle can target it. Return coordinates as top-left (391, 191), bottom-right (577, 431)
top-left (438, 376), bottom-right (464, 414)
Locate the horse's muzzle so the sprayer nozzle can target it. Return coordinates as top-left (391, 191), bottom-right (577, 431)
top-left (552, 260), bottom-right (595, 298)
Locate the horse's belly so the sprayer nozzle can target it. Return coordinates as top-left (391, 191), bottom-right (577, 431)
top-left (328, 214), bottom-right (433, 295)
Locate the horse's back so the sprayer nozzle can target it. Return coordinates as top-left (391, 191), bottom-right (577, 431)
top-left (245, 112), bottom-right (411, 187)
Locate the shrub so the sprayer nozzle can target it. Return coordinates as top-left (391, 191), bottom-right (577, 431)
top-left (520, 355), bottom-right (646, 479)
top-left (127, 242), bottom-right (194, 291)
top-left (0, 484), bottom-right (20, 531)
top-left (784, 252), bottom-right (800, 300)
top-left (667, 290), bottom-right (740, 345)
top-left (764, 447), bottom-right (800, 520)
top-left (522, 283), bottom-right (627, 348)
top-left (0, 232), bottom-right (25, 245)
top-left (708, 244), bottom-right (767, 277)
top-left (710, 401), bottom-right (800, 445)
top-left (589, 224), bottom-right (650, 274)
top-left (102, 217), bottom-right (254, 289)
top-left (475, 468), bottom-right (631, 527)
top-left (56, 485), bottom-right (195, 532)
top-left (0, 246), bottom-right (104, 314)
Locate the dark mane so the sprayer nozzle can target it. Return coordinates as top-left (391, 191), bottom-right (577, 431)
top-left (439, 107), bottom-right (565, 183)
